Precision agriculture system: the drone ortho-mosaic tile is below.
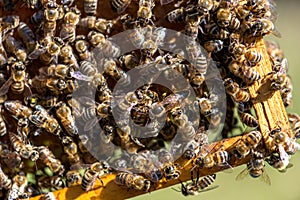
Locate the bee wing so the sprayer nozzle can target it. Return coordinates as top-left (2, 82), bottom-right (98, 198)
top-left (83, 117), bottom-right (100, 132)
top-left (222, 164), bottom-right (234, 173)
top-left (71, 71), bottom-right (92, 81)
top-left (272, 26), bottom-right (282, 38)
top-left (28, 47), bottom-right (47, 60)
top-left (0, 77), bottom-right (13, 96)
top-left (235, 167), bottom-right (249, 181)
top-left (259, 169), bottom-right (271, 185)
top-left (160, 0), bottom-right (174, 5)
top-left (199, 185), bottom-right (220, 193)
top-left (117, 0), bottom-right (132, 13)
top-left (78, 96), bottom-right (97, 107)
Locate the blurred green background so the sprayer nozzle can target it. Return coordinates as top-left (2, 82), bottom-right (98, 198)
top-left (132, 1), bottom-right (300, 200)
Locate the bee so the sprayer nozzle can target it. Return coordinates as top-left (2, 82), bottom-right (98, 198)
top-left (8, 174), bottom-right (28, 200)
top-left (4, 35), bottom-right (27, 62)
top-left (198, 0), bottom-right (214, 13)
top-left (62, 135), bottom-right (82, 165)
top-left (40, 64), bottom-right (74, 79)
top-left (137, 0), bottom-right (155, 26)
top-left (43, 192), bottom-right (56, 200)
top-left (30, 10), bottom-right (44, 27)
top-left (74, 36), bottom-right (93, 61)
top-left (166, 7), bottom-right (185, 23)
top-left (9, 132), bottom-right (39, 161)
top-left (29, 105), bottom-right (62, 136)
top-left (119, 52), bottom-right (140, 70)
top-left (32, 37), bottom-right (64, 65)
top-left (9, 61), bottom-right (31, 95)
top-left (81, 161), bottom-right (111, 191)
top-left (216, 8), bottom-right (232, 28)
top-left (115, 172), bottom-right (151, 192)
top-left (43, 2), bottom-right (60, 37)
top-left (236, 151), bottom-right (271, 185)
top-left (194, 150), bottom-right (230, 169)
top-left (238, 102), bottom-right (259, 127)
top-left (4, 100), bottom-right (33, 119)
top-left (38, 146), bottom-right (65, 175)
top-left (87, 31), bottom-right (105, 48)
top-left (17, 22), bottom-right (37, 54)
top-left (224, 78), bottom-right (250, 102)
top-left (30, 77), bottom-right (66, 95)
top-left (55, 102), bottom-right (78, 136)
top-left (88, 33), bottom-right (121, 58)
top-left (157, 149), bottom-right (181, 180)
top-left (268, 62), bottom-right (289, 91)
top-left (0, 166), bottom-right (12, 190)
top-left (266, 153), bottom-right (293, 173)
top-left (59, 45), bottom-right (79, 70)
top-left (180, 171), bottom-right (217, 196)
top-left (110, 0), bottom-right (132, 14)
top-left (228, 40), bottom-right (246, 59)
top-left (288, 113), bottom-right (300, 138)
top-left (238, 65), bottom-right (261, 84)
top-left (233, 130), bottom-right (262, 158)
top-left (0, 107), bottom-right (7, 137)
top-left (78, 16), bottom-right (117, 35)
top-left (203, 40), bottom-right (223, 58)
top-left (83, 0), bottom-right (98, 15)
top-left (245, 50), bottom-right (262, 66)
top-left (37, 175), bottom-right (65, 191)
top-left (250, 18), bottom-right (281, 38)
top-left (66, 170), bottom-right (82, 186)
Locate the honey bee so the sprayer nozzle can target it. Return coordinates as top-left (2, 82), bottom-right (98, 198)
top-left (37, 175), bottom-right (65, 191)
top-left (166, 7), bottom-right (185, 23)
top-left (8, 174), bottom-right (28, 200)
top-left (66, 170), bottom-right (82, 187)
top-left (238, 106), bottom-right (258, 127)
top-left (4, 35), bottom-right (27, 62)
top-left (288, 113), bottom-right (300, 138)
top-left (115, 172), bottom-right (151, 192)
top-left (194, 150), bottom-right (230, 169)
top-left (17, 22), bottom-right (37, 53)
top-left (203, 40), bottom-right (223, 58)
top-left (233, 130), bottom-right (262, 158)
top-left (30, 37), bottom-right (64, 64)
top-left (272, 129), bottom-right (300, 155)
top-left (78, 16), bottom-right (117, 35)
top-left (55, 102), bottom-right (78, 136)
top-left (29, 105), bottom-right (62, 136)
top-left (236, 151), bottom-right (271, 185)
top-left (62, 136), bottom-right (82, 165)
top-left (119, 52), bottom-right (139, 70)
top-left (30, 10), bottom-right (44, 27)
top-left (9, 61), bottom-right (31, 95)
top-left (4, 100), bottom-right (33, 119)
top-left (9, 132), bottom-right (39, 161)
top-left (40, 64), bottom-right (74, 79)
top-left (268, 62), bottom-right (289, 91)
top-left (157, 149), bottom-right (181, 180)
top-left (81, 161), bottom-right (111, 191)
top-left (180, 171), bottom-right (217, 196)
top-left (30, 77), bottom-right (66, 95)
top-left (0, 108), bottom-right (7, 137)
top-left (90, 35), bottom-right (121, 58)
top-left (110, 0), bottom-right (131, 14)
top-left (216, 8), bottom-right (232, 28)
top-left (266, 153), bottom-right (293, 173)
top-left (38, 146), bottom-right (65, 175)
top-left (238, 65), bottom-right (261, 84)
top-left (83, 0), bottom-right (98, 15)
top-left (43, 2), bottom-right (60, 37)
top-left (245, 50), bottom-right (262, 66)
top-left (0, 166), bottom-right (12, 190)
top-left (250, 18), bottom-right (281, 38)
top-left (74, 36), bottom-right (93, 61)
top-left (224, 78), bottom-right (250, 102)
top-left (43, 192), bottom-right (56, 200)
top-left (137, 0), bottom-right (155, 26)
top-left (59, 45), bottom-right (79, 70)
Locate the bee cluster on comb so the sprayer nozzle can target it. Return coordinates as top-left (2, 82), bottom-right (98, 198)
top-left (0, 0), bottom-right (299, 199)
